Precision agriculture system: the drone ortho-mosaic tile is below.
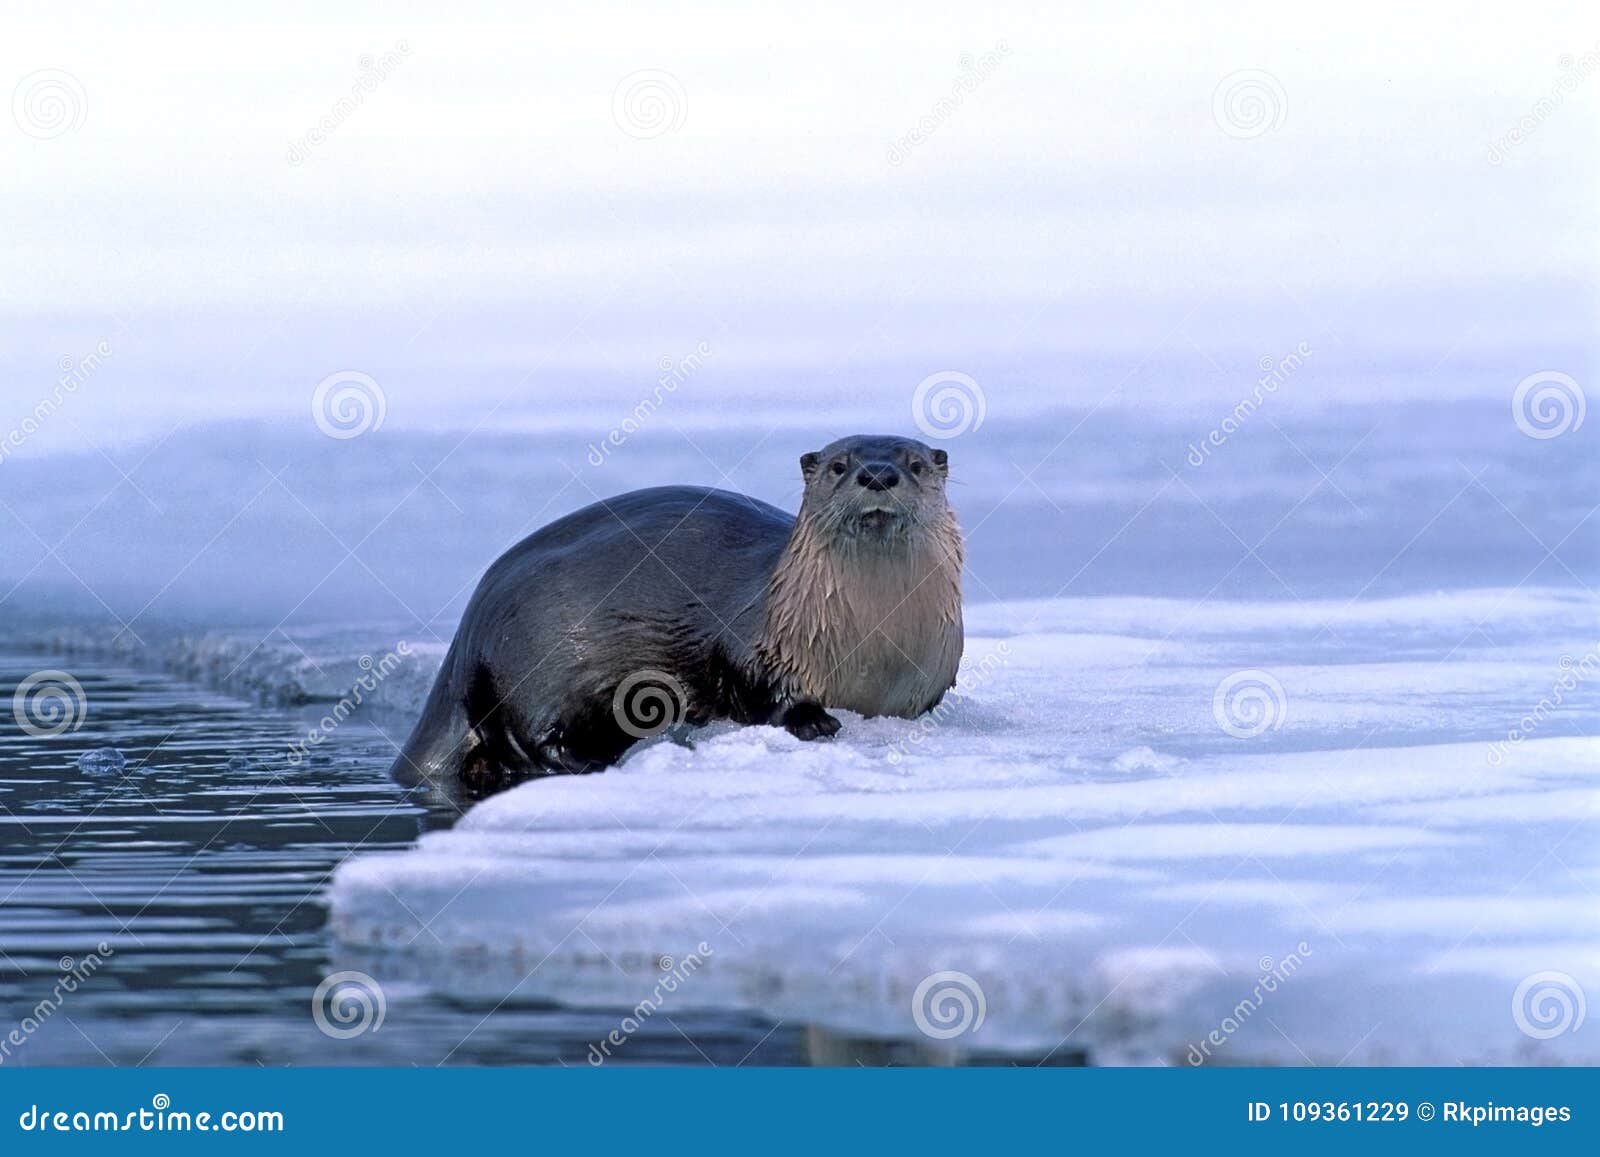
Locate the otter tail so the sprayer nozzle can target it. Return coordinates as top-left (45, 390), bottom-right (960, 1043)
top-left (390, 640), bottom-right (476, 788)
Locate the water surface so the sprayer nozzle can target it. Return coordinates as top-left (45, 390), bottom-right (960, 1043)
top-left (0, 653), bottom-right (812, 1066)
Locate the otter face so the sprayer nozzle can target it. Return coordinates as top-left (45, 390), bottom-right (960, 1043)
top-left (798, 434), bottom-right (950, 540)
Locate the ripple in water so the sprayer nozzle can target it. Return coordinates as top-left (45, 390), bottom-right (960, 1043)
top-left (0, 652), bottom-right (808, 1066)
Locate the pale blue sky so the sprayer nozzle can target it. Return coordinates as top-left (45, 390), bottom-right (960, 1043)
top-left (2, 0), bottom-right (1597, 448)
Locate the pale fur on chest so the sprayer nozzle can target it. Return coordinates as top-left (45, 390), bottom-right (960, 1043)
top-left (757, 514), bottom-right (964, 718)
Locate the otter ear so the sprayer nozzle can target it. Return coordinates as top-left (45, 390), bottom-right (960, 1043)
top-left (799, 451), bottom-right (822, 481)
top-left (931, 448), bottom-right (949, 474)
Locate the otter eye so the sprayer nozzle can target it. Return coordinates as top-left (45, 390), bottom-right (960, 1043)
top-left (829, 460), bottom-right (848, 476)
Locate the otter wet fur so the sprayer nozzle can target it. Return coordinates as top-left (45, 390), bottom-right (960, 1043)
top-left (393, 434), bottom-right (965, 802)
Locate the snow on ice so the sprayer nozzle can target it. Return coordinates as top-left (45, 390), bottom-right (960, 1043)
top-left (327, 588), bottom-right (1600, 1063)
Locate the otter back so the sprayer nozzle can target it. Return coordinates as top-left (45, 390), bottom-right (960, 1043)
top-left (392, 437), bottom-right (965, 804)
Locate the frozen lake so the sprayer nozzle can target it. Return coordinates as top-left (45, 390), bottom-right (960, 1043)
top-left (1, 402), bottom-right (1596, 1065)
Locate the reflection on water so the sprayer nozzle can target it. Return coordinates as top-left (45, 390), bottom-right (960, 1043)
top-left (0, 653), bottom-right (790, 1065)
top-left (2, 652), bottom-right (1062, 1067)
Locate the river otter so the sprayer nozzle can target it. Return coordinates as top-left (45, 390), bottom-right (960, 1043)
top-left (393, 434), bottom-right (964, 800)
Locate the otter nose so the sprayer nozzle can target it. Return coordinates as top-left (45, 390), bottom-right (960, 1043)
top-left (856, 462), bottom-right (900, 491)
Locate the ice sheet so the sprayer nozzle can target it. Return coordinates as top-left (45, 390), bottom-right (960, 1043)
top-left (326, 589), bottom-right (1600, 1064)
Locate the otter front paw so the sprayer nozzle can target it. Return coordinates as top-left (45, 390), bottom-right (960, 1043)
top-left (781, 702), bottom-right (842, 741)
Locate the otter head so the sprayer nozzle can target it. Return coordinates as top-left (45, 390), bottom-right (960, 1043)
top-left (767, 433), bottom-right (964, 717)
top-left (798, 434), bottom-right (950, 545)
